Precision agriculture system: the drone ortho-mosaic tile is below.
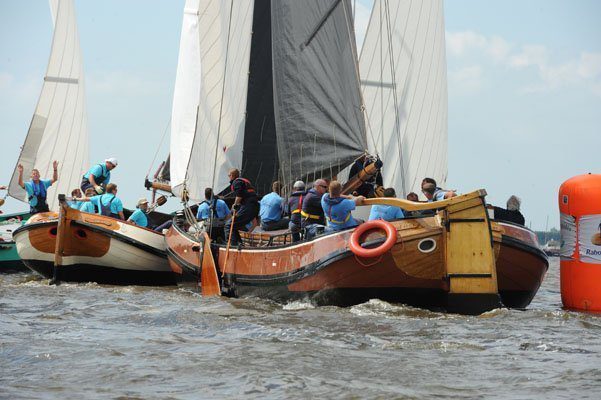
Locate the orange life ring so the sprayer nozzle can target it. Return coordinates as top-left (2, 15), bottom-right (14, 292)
top-left (349, 220), bottom-right (397, 258)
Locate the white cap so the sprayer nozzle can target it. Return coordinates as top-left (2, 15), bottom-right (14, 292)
top-left (293, 180), bottom-right (305, 189)
top-left (105, 157), bottom-right (118, 166)
top-left (137, 198), bottom-right (149, 207)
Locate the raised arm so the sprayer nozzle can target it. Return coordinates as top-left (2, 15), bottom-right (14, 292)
top-left (52, 160), bottom-right (59, 183)
top-left (17, 164), bottom-right (25, 189)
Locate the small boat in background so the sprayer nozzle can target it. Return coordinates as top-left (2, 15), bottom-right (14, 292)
top-left (13, 196), bottom-right (175, 285)
top-left (542, 239), bottom-right (561, 257)
top-left (0, 212), bottom-right (30, 272)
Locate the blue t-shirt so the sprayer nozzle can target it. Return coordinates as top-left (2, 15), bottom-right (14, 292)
top-left (368, 204), bottom-right (405, 221)
top-left (128, 208), bottom-right (148, 228)
top-left (196, 199), bottom-right (230, 220)
top-left (24, 179), bottom-right (52, 207)
top-left (90, 194), bottom-right (123, 215)
top-left (321, 194), bottom-right (358, 231)
top-left (83, 163), bottom-right (111, 185)
top-left (79, 201), bottom-right (96, 214)
top-left (67, 200), bottom-right (83, 210)
top-left (259, 192), bottom-right (284, 222)
top-left (428, 188), bottom-right (446, 202)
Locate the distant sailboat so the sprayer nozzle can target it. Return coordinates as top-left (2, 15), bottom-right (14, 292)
top-left (12, 0), bottom-right (174, 285)
top-left (2, 0), bottom-right (88, 272)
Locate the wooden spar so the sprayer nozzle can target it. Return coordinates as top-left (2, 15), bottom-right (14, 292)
top-left (51, 194), bottom-right (68, 285)
top-left (200, 232), bottom-right (220, 296)
top-left (341, 160), bottom-right (382, 195)
top-left (149, 181), bottom-right (173, 194)
top-left (366, 189), bottom-right (501, 312)
top-left (362, 189), bottom-right (488, 211)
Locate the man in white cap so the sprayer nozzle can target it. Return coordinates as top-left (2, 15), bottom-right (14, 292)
top-left (80, 157), bottom-right (118, 194)
top-left (127, 198), bottom-right (149, 228)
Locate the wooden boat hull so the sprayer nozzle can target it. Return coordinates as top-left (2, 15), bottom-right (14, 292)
top-left (14, 210), bottom-right (175, 286)
top-left (166, 192), bottom-right (548, 313)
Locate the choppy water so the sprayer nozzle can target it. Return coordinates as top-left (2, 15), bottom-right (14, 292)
top-left (1, 258), bottom-right (600, 399)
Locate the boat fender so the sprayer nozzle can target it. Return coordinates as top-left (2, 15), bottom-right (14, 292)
top-left (349, 220), bottom-right (397, 259)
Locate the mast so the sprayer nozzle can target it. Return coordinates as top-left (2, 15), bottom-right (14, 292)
top-left (8, 0), bottom-right (89, 211)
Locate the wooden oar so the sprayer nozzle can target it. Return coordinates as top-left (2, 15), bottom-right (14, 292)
top-left (200, 232), bottom-right (220, 296)
top-left (222, 210), bottom-right (236, 278)
top-left (51, 194), bottom-right (68, 285)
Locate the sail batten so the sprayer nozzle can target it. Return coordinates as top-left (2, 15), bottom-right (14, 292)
top-left (8, 0), bottom-right (89, 211)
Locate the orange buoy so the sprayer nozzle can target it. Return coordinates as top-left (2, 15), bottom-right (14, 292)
top-left (559, 173), bottom-right (601, 312)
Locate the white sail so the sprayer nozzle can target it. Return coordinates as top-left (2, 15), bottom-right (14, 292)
top-left (170, 0), bottom-right (254, 201)
top-left (8, 0), bottom-right (89, 211)
top-left (359, 0), bottom-right (448, 196)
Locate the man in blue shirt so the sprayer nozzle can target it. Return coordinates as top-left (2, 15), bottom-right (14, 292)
top-left (368, 188), bottom-right (405, 221)
top-left (321, 180), bottom-right (365, 231)
top-left (128, 198), bottom-right (149, 228)
top-left (260, 181), bottom-right (289, 231)
top-left (196, 188), bottom-right (230, 220)
top-left (421, 177), bottom-right (456, 202)
top-left (17, 161), bottom-right (58, 214)
top-left (81, 157), bottom-right (118, 194)
top-left (79, 183), bottom-right (125, 220)
top-left (68, 188), bottom-right (83, 210)
top-left (78, 188), bottom-right (98, 213)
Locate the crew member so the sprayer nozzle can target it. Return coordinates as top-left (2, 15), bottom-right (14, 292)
top-left (17, 161), bottom-right (58, 214)
top-left (128, 198), bottom-right (150, 228)
top-left (81, 157), bottom-right (118, 194)
top-left (421, 177), bottom-right (456, 202)
top-left (224, 169), bottom-right (259, 246)
top-left (368, 188), bottom-right (405, 221)
top-left (78, 183), bottom-right (124, 220)
top-left (197, 187), bottom-right (230, 242)
top-left (78, 188), bottom-right (98, 214)
top-left (301, 179), bottom-right (328, 238)
top-left (320, 180), bottom-right (365, 232)
top-left (488, 195), bottom-right (525, 226)
top-left (259, 181), bottom-right (289, 231)
top-left (348, 154), bottom-right (383, 197)
top-left (68, 189), bottom-right (83, 210)
top-left (287, 180), bottom-right (306, 242)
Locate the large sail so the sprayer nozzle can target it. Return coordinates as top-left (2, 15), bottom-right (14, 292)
top-left (270, 0), bottom-right (367, 190)
top-left (171, 0), bottom-right (254, 201)
top-left (8, 0), bottom-right (89, 211)
top-left (359, 0), bottom-right (448, 196)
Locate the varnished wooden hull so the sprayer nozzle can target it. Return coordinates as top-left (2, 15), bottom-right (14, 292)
top-left (167, 209), bottom-right (547, 313)
top-left (14, 210), bottom-right (175, 286)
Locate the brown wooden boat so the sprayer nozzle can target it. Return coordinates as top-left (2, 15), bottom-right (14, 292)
top-left (13, 197), bottom-right (175, 286)
top-left (166, 190), bottom-right (548, 314)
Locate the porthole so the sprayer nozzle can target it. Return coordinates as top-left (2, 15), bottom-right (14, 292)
top-left (418, 238), bottom-right (436, 253)
top-left (74, 229), bottom-right (87, 239)
top-left (49, 227), bottom-right (57, 237)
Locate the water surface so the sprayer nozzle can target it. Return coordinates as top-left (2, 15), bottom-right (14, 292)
top-left (1, 258), bottom-right (600, 399)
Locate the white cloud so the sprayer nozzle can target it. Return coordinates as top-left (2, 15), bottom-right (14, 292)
top-left (447, 30), bottom-right (601, 98)
top-left (449, 65), bottom-right (483, 94)
top-left (446, 31), bottom-right (487, 56)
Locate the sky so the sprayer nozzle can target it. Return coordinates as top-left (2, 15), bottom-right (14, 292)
top-left (1, 0), bottom-right (600, 231)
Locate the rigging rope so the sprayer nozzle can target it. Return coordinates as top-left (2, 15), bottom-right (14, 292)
top-left (146, 118), bottom-right (171, 177)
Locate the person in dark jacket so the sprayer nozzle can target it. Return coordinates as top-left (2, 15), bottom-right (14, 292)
top-left (301, 179), bottom-right (328, 239)
top-left (287, 180), bottom-right (307, 242)
top-left (348, 155), bottom-right (383, 197)
top-left (489, 195), bottom-right (525, 226)
top-left (224, 168), bottom-right (259, 245)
